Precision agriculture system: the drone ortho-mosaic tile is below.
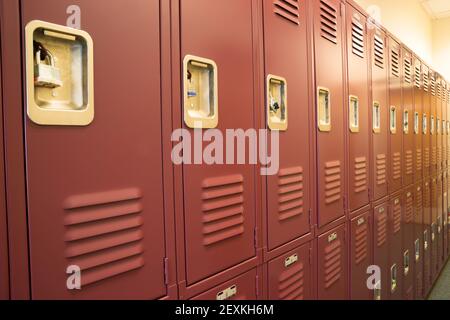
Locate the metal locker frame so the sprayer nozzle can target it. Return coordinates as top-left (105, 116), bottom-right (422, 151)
top-left (423, 64), bottom-right (431, 180)
top-left (402, 187), bottom-right (415, 299)
top-left (437, 75), bottom-right (443, 174)
top-left (430, 70), bottom-right (437, 177)
top-left (413, 56), bottom-right (423, 183)
top-left (402, 47), bottom-right (414, 187)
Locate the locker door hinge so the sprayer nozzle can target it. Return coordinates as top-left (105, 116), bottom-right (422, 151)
top-left (164, 257), bottom-right (169, 285)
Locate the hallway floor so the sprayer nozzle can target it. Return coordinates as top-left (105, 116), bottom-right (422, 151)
top-left (428, 260), bottom-right (450, 300)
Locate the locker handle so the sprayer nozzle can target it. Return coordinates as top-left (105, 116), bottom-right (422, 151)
top-left (317, 87), bottom-right (331, 132)
top-left (267, 75), bottom-right (288, 131)
top-left (403, 250), bottom-right (410, 276)
top-left (349, 95), bottom-right (359, 133)
top-left (390, 264), bottom-right (397, 293)
top-left (390, 106), bottom-right (397, 134)
top-left (424, 230), bottom-right (428, 251)
top-left (430, 115), bottom-right (435, 135)
top-left (415, 239), bottom-right (420, 262)
top-left (423, 114), bottom-right (428, 135)
top-left (414, 112), bottom-right (419, 134)
top-left (373, 102), bottom-right (381, 134)
top-left (431, 223), bottom-right (436, 242)
top-left (183, 55), bottom-right (218, 129)
top-left (374, 281), bottom-right (381, 300)
top-left (437, 117), bottom-right (441, 135)
top-left (403, 110), bottom-right (409, 134)
top-left (216, 285), bottom-right (237, 300)
top-left (442, 120), bottom-right (446, 135)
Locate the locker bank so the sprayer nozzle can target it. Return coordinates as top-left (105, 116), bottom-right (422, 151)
top-left (0, 0), bottom-right (449, 300)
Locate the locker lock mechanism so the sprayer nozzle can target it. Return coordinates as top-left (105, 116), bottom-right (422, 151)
top-left (33, 41), bottom-right (62, 88)
top-left (267, 75), bottom-right (287, 131)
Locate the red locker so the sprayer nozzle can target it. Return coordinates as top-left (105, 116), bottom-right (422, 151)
top-left (388, 192), bottom-right (403, 299)
top-left (402, 187), bottom-right (414, 299)
top-left (413, 56), bottom-right (423, 183)
top-left (430, 176), bottom-right (438, 283)
top-left (414, 183), bottom-right (424, 299)
top-left (442, 80), bottom-right (447, 172)
top-left (190, 269), bottom-right (258, 300)
top-left (178, 0), bottom-right (257, 286)
top-left (349, 211), bottom-right (372, 300)
top-left (263, 0), bottom-right (312, 251)
top-left (21, 0), bottom-right (171, 299)
top-left (430, 71), bottom-right (437, 177)
top-left (436, 174), bottom-right (444, 274)
top-left (443, 173), bottom-right (448, 263)
top-left (423, 64), bottom-right (431, 179)
top-left (388, 38), bottom-right (403, 193)
top-left (370, 27), bottom-right (389, 201)
top-left (437, 76), bottom-right (443, 174)
top-left (345, 4), bottom-right (370, 212)
top-left (422, 179), bottom-right (432, 295)
top-left (313, 0), bottom-right (346, 227)
top-left (267, 243), bottom-right (313, 300)
top-left (402, 48), bottom-right (414, 187)
top-left (373, 202), bottom-right (390, 300)
top-left (317, 223), bottom-right (348, 300)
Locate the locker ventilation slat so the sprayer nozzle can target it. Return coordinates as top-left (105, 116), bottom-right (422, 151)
top-left (416, 148), bottom-right (422, 173)
top-left (353, 157), bottom-right (367, 193)
top-left (278, 261), bottom-right (305, 300)
top-left (431, 74), bottom-right (436, 96)
top-left (324, 161), bottom-right (341, 204)
top-left (63, 188), bottom-right (145, 287)
top-left (393, 199), bottom-right (401, 234)
top-left (415, 188), bottom-right (423, 222)
top-left (278, 167), bottom-right (304, 221)
top-left (374, 34), bottom-right (384, 69)
top-left (432, 145), bottom-right (437, 167)
top-left (392, 152), bottom-right (401, 181)
top-left (201, 175), bottom-right (245, 246)
top-left (355, 220), bottom-right (368, 264)
top-left (376, 210), bottom-right (387, 247)
top-left (375, 154), bottom-right (386, 186)
top-left (424, 146), bottom-right (430, 169)
top-left (274, 0), bottom-right (300, 25)
top-left (404, 58), bottom-right (412, 84)
top-left (423, 70), bottom-right (429, 92)
top-left (437, 80), bottom-right (441, 99)
top-left (406, 150), bottom-right (413, 176)
top-left (351, 20), bottom-right (365, 58)
top-left (414, 63), bottom-right (421, 88)
top-left (391, 49), bottom-right (400, 78)
top-left (405, 193), bottom-right (413, 224)
top-left (320, 0), bottom-right (338, 44)
top-left (324, 237), bottom-right (342, 288)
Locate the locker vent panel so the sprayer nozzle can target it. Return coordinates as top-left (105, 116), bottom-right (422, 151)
top-left (354, 157), bottom-right (367, 193)
top-left (320, 0), bottom-right (338, 44)
top-left (376, 154), bottom-right (387, 186)
top-left (437, 81), bottom-right (441, 98)
top-left (63, 188), bottom-right (145, 287)
top-left (406, 150), bottom-right (413, 176)
top-left (391, 49), bottom-right (400, 78)
top-left (431, 75), bottom-right (436, 96)
top-left (415, 188), bottom-right (423, 222)
top-left (393, 200), bottom-right (402, 234)
top-left (355, 220), bottom-right (368, 264)
top-left (424, 147), bottom-right (430, 169)
top-left (274, 0), bottom-right (300, 25)
top-left (392, 152), bottom-right (401, 181)
top-left (374, 34), bottom-right (384, 69)
top-left (405, 194), bottom-right (413, 224)
top-left (278, 261), bottom-right (305, 300)
top-left (404, 59), bottom-right (412, 83)
top-left (376, 211), bottom-right (388, 247)
top-left (432, 146), bottom-right (437, 167)
top-left (324, 161), bottom-right (341, 204)
top-left (324, 238), bottom-right (342, 288)
top-left (278, 167), bottom-right (304, 221)
top-left (423, 71), bottom-right (429, 92)
top-left (414, 64), bottom-right (421, 88)
top-left (416, 148), bottom-right (422, 173)
top-left (201, 175), bottom-right (245, 246)
top-left (351, 20), bottom-right (365, 58)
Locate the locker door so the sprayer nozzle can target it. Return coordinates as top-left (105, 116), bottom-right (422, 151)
top-left (443, 173), bottom-right (448, 263)
top-left (388, 194), bottom-right (403, 299)
top-left (430, 176), bottom-right (438, 283)
top-left (190, 269), bottom-right (258, 300)
top-left (373, 203), bottom-right (389, 300)
top-left (370, 28), bottom-right (389, 201)
top-left (413, 57), bottom-right (423, 183)
top-left (447, 169), bottom-right (450, 259)
top-left (402, 48), bottom-right (414, 187)
top-left (388, 38), bottom-right (403, 193)
top-left (414, 183), bottom-right (424, 299)
top-left (442, 81), bottom-right (447, 172)
top-left (180, 0), bottom-right (257, 285)
top-left (430, 71), bottom-right (437, 177)
top-left (263, 0), bottom-right (311, 251)
top-left (22, 0), bottom-right (167, 299)
top-left (402, 187), bottom-right (414, 299)
top-left (318, 223), bottom-right (348, 300)
top-left (349, 211), bottom-right (372, 300)
top-left (423, 64), bottom-right (431, 179)
top-left (437, 77), bottom-right (443, 174)
top-left (422, 180), bottom-right (432, 294)
top-left (436, 174), bottom-right (443, 273)
top-left (267, 243), bottom-right (313, 300)
top-left (345, 5), bottom-right (370, 212)
top-left (313, 0), bottom-right (346, 227)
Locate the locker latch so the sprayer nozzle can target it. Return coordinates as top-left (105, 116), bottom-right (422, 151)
top-left (403, 250), bottom-right (410, 276)
top-left (414, 112), bottom-right (419, 134)
top-left (424, 230), bottom-right (429, 250)
top-left (349, 95), bottom-right (359, 133)
top-left (390, 106), bottom-right (397, 134)
top-left (267, 75), bottom-right (288, 131)
top-left (284, 254), bottom-right (298, 267)
top-left (373, 102), bottom-right (381, 134)
top-left (318, 87), bottom-right (331, 132)
top-left (431, 115), bottom-right (435, 135)
top-left (374, 281), bottom-right (381, 300)
top-left (431, 223), bottom-right (436, 242)
top-left (183, 55), bottom-right (218, 129)
top-left (216, 285), bottom-right (237, 300)
top-left (437, 217), bottom-right (441, 234)
top-left (403, 110), bottom-right (409, 134)
top-left (423, 114), bottom-right (428, 134)
top-left (415, 239), bottom-right (420, 262)
top-left (390, 264), bottom-right (397, 293)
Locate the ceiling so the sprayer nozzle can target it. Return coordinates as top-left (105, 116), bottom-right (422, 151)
top-left (421, 0), bottom-right (450, 19)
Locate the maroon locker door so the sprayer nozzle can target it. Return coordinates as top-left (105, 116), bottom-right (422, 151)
top-left (22, 0), bottom-right (168, 299)
top-left (402, 187), bottom-right (414, 299)
top-left (423, 64), bottom-right (431, 179)
top-left (263, 0), bottom-right (311, 251)
top-left (312, 0), bottom-right (346, 227)
top-left (413, 57), bottom-right (423, 183)
top-left (442, 80), bottom-right (447, 173)
top-left (430, 71), bottom-right (437, 177)
top-left (414, 183), bottom-right (424, 299)
top-left (430, 176), bottom-right (438, 283)
top-left (180, 0), bottom-right (257, 285)
top-left (448, 168), bottom-right (450, 259)
top-left (370, 27), bottom-right (389, 201)
top-left (317, 223), bottom-right (348, 300)
top-left (436, 174), bottom-right (443, 274)
top-left (422, 179), bottom-right (432, 295)
top-left (345, 4), bottom-right (370, 212)
top-left (402, 48), bottom-right (414, 187)
top-left (190, 269), bottom-right (258, 300)
top-left (443, 174), bottom-right (448, 263)
top-left (437, 76), bottom-right (443, 174)
top-left (349, 211), bottom-right (372, 300)
top-left (267, 243), bottom-right (312, 300)
top-left (388, 193), bottom-right (403, 299)
top-left (388, 38), bottom-right (403, 193)
top-left (373, 203), bottom-right (390, 300)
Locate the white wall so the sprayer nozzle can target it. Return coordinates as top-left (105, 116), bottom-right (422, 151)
top-left (432, 17), bottom-right (450, 81)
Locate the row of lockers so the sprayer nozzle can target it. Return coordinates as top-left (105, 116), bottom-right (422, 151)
top-left (0, 0), bottom-right (449, 299)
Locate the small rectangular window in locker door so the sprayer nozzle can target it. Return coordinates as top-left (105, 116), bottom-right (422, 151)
top-left (373, 102), bottom-right (381, 133)
top-left (318, 87), bottom-right (331, 132)
top-left (349, 95), bottom-right (359, 133)
top-left (390, 106), bottom-right (397, 134)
